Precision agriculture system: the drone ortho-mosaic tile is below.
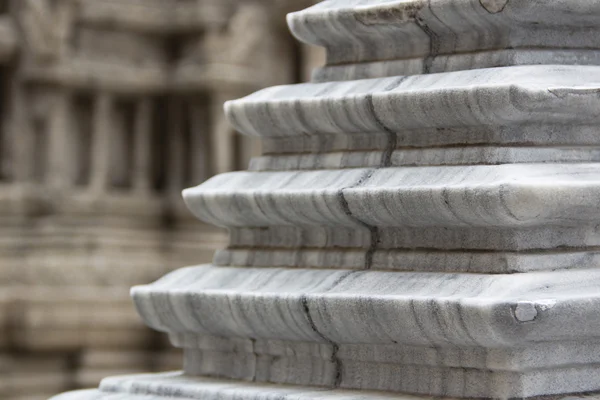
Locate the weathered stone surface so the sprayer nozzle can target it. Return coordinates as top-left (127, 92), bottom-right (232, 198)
top-left (289, 0), bottom-right (600, 79)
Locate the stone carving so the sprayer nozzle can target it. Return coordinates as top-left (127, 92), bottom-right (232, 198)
top-left (19, 0), bottom-right (79, 61)
top-left (50, 0), bottom-right (600, 399)
top-left (0, 0), bottom-right (317, 399)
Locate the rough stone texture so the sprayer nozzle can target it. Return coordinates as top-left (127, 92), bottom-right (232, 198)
top-left (0, 0), bottom-right (322, 399)
top-left (51, 0), bottom-right (600, 399)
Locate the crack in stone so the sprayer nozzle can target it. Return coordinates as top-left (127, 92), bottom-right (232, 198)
top-left (333, 90), bottom-right (401, 271)
top-left (414, 0), bottom-right (442, 74)
top-left (300, 295), bottom-right (342, 388)
top-left (365, 92), bottom-right (399, 168)
top-left (249, 338), bottom-right (258, 382)
top-left (337, 170), bottom-right (378, 270)
top-left (297, 271), bottom-right (356, 388)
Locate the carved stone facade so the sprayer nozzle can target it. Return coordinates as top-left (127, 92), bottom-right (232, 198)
top-left (0, 1), bottom-right (321, 399)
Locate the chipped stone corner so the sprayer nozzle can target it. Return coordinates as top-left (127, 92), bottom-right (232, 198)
top-left (479, 0), bottom-right (509, 14)
top-left (513, 299), bottom-right (556, 322)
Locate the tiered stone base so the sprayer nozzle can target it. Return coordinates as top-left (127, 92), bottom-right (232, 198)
top-left (49, 372), bottom-right (600, 400)
top-left (48, 1), bottom-right (600, 400)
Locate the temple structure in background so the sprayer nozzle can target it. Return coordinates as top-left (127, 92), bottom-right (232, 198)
top-left (0, 1), bottom-right (321, 399)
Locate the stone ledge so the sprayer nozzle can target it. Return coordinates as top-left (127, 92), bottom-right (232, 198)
top-left (287, 0), bottom-right (600, 66)
top-left (132, 265), bottom-right (600, 347)
top-left (50, 372), bottom-right (422, 400)
top-left (182, 165), bottom-right (600, 230)
top-left (225, 66), bottom-right (600, 138)
top-left (49, 371), bottom-right (600, 400)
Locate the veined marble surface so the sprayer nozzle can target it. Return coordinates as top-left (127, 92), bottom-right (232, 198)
top-left (124, 264), bottom-right (600, 397)
top-left (288, 0), bottom-right (600, 78)
top-left (184, 165), bottom-right (600, 230)
top-left (132, 265), bottom-right (600, 347)
top-left (226, 65), bottom-right (600, 138)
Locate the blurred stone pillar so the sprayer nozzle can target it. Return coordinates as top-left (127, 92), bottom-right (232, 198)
top-left (167, 97), bottom-right (184, 195)
top-left (9, 79), bottom-right (33, 182)
top-left (187, 97), bottom-right (209, 185)
top-left (47, 89), bottom-right (74, 188)
top-left (132, 98), bottom-right (152, 193)
top-left (90, 93), bottom-right (113, 192)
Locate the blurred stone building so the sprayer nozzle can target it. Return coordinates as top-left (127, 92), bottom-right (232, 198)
top-left (0, 0), bottom-right (322, 398)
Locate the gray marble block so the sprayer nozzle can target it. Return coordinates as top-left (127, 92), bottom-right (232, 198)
top-left (51, 0), bottom-right (600, 399)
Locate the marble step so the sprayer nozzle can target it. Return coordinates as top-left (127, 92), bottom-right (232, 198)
top-left (226, 66), bottom-right (600, 140)
top-left (49, 367), bottom-right (600, 400)
top-left (227, 65), bottom-right (600, 165)
top-left (184, 163), bottom-right (600, 252)
top-left (132, 264), bottom-right (600, 348)
top-left (183, 164), bottom-right (600, 230)
top-left (287, 0), bottom-right (600, 77)
top-left (50, 372), bottom-right (433, 400)
top-left (122, 264), bottom-right (600, 398)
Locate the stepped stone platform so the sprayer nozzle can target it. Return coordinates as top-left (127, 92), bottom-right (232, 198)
top-left (51, 0), bottom-right (600, 399)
